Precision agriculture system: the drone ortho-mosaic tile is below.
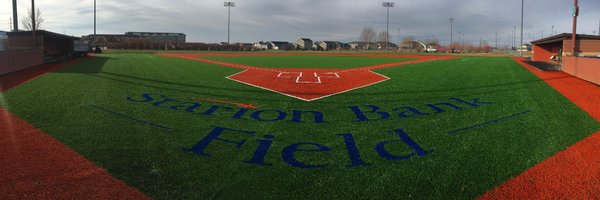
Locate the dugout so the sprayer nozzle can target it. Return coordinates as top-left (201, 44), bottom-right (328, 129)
top-left (7, 30), bottom-right (79, 62)
top-left (531, 33), bottom-right (600, 85)
top-left (531, 33), bottom-right (600, 62)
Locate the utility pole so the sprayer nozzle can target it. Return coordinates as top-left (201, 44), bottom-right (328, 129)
top-left (519, 0), bottom-right (524, 57)
top-left (224, 2), bottom-right (235, 44)
top-left (382, 2), bottom-right (394, 52)
top-left (541, 30), bottom-right (544, 39)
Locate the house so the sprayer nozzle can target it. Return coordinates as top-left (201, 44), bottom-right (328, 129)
top-left (400, 41), bottom-right (421, 51)
top-left (339, 42), bottom-right (351, 50)
top-left (295, 38), bottom-right (313, 50)
top-left (375, 41), bottom-right (398, 50)
top-left (516, 44), bottom-right (531, 52)
top-left (269, 41), bottom-right (291, 50)
top-left (235, 43), bottom-right (254, 51)
top-left (253, 41), bottom-right (269, 50)
top-left (316, 41), bottom-right (340, 51)
top-left (348, 41), bottom-right (375, 50)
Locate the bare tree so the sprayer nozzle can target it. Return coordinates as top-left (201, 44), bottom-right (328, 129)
top-left (401, 36), bottom-right (415, 43)
top-left (423, 37), bottom-right (440, 47)
top-left (21, 9), bottom-right (44, 31)
top-left (359, 27), bottom-right (376, 49)
top-left (376, 31), bottom-right (390, 42)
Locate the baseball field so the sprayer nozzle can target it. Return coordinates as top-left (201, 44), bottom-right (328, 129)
top-left (1, 52), bottom-right (598, 199)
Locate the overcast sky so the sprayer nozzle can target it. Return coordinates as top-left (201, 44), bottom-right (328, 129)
top-left (1, 0), bottom-right (599, 46)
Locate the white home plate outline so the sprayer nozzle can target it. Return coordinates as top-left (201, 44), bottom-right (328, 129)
top-left (226, 69), bottom-right (390, 101)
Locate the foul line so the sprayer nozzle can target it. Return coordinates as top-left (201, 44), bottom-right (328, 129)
top-left (448, 109), bottom-right (533, 135)
top-left (91, 105), bottom-right (173, 131)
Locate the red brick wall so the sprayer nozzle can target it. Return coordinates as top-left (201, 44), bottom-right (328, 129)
top-left (563, 39), bottom-right (600, 56)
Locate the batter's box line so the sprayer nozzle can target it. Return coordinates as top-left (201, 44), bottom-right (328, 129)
top-left (277, 71), bottom-right (302, 78)
top-left (277, 71), bottom-right (340, 84)
top-left (320, 72), bottom-right (340, 78)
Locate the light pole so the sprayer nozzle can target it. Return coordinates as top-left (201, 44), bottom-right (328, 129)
top-left (224, 2), bottom-right (235, 44)
top-left (571, 0), bottom-right (578, 56)
top-left (449, 18), bottom-right (454, 50)
top-left (94, 0), bottom-right (96, 36)
top-left (31, 0), bottom-right (36, 48)
top-left (513, 25), bottom-right (516, 48)
top-left (12, 0), bottom-right (18, 31)
top-left (397, 28), bottom-right (400, 50)
top-left (458, 31), bottom-right (463, 48)
top-left (495, 31), bottom-right (498, 49)
top-left (520, 0), bottom-right (524, 57)
top-left (382, 2), bottom-right (394, 51)
top-left (551, 25), bottom-right (554, 36)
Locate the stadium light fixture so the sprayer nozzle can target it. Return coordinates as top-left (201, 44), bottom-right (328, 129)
top-left (382, 2), bottom-right (394, 52)
top-left (224, 2), bottom-right (235, 44)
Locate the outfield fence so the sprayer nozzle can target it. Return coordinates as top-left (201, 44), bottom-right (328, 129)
top-left (0, 49), bottom-right (43, 75)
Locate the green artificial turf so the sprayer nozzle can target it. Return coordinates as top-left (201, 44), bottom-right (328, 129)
top-left (203, 55), bottom-right (413, 68)
top-left (0, 53), bottom-right (598, 199)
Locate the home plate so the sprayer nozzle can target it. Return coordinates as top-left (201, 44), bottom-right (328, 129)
top-left (227, 68), bottom-right (389, 101)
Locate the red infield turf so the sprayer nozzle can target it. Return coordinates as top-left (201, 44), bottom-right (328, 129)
top-left (0, 54), bottom-right (598, 199)
top-left (0, 56), bottom-right (150, 199)
top-left (0, 108), bottom-right (149, 199)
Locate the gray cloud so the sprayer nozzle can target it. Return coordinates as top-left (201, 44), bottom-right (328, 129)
top-left (1, 0), bottom-right (599, 45)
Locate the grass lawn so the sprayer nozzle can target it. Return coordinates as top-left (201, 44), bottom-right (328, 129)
top-left (0, 53), bottom-right (598, 199)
